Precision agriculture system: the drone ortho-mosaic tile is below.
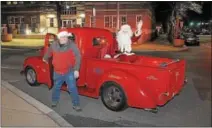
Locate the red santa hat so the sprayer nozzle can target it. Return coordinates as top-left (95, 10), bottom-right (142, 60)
top-left (57, 29), bottom-right (72, 38)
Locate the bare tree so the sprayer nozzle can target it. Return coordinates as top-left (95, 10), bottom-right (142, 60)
top-left (167, 1), bottom-right (202, 44)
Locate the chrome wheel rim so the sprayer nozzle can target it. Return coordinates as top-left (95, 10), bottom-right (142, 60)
top-left (104, 86), bottom-right (123, 108)
top-left (26, 69), bottom-right (36, 84)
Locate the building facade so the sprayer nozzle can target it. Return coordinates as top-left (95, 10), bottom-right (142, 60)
top-left (1, 1), bottom-right (59, 35)
top-left (1, 1), bottom-right (154, 42)
top-left (84, 2), bottom-right (154, 43)
top-left (59, 2), bottom-right (85, 28)
top-left (1, 1), bottom-right (86, 35)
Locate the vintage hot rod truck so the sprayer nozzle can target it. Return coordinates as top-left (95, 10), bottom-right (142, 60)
top-left (22, 27), bottom-right (187, 112)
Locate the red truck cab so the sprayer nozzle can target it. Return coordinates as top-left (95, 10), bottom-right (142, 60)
top-left (23, 27), bottom-right (187, 112)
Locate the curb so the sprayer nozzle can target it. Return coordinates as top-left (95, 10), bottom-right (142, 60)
top-left (1, 80), bottom-right (73, 127)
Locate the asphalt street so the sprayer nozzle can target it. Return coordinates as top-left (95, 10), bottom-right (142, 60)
top-left (1, 43), bottom-right (211, 127)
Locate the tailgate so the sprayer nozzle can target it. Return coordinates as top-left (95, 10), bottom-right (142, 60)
top-left (167, 60), bottom-right (186, 95)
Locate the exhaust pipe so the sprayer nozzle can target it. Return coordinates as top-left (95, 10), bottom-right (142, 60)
top-left (144, 108), bottom-right (158, 113)
top-left (184, 77), bottom-right (188, 84)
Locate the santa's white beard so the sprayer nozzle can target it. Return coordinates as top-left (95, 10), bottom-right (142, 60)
top-left (116, 31), bottom-right (133, 53)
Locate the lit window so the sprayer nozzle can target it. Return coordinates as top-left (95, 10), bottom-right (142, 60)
top-left (21, 17), bottom-right (24, 23)
top-left (62, 7), bottom-right (77, 15)
top-left (31, 17), bottom-right (36, 24)
top-left (120, 16), bottom-right (127, 25)
top-left (50, 18), bottom-right (54, 27)
top-left (104, 15), bottom-right (117, 28)
top-left (19, 1), bottom-right (23, 4)
top-left (62, 20), bottom-right (67, 27)
top-left (8, 17), bottom-right (13, 24)
top-left (112, 16), bottom-right (117, 28)
top-left (7, 1), bottom-right (11, 5)
top-left (13, 1), bottom-right (17, 4)
top-left (71, 7), bottom-right (77, 15)
top-left (8, 16), bottom-right (24, 24)
top-left (81, 18), bottom-right (85, 27)
top-left (14, 17), bottom-right (19, 24)
top-left (104, 16), bottom-right (109, 28)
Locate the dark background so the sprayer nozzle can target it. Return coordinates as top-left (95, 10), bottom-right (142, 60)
top-left (154, 1), bottom-right (211, 27)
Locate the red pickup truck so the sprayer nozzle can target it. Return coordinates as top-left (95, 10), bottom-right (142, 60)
top-left (22, 27), bottom-right (187, 112)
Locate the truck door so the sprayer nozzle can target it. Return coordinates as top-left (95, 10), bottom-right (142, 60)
top-left (43, 33), bottom-right (57, 88)
top-left (67, 31), bottom-right (86, 87)
top-left (85, 36), bottom-right (108, 88)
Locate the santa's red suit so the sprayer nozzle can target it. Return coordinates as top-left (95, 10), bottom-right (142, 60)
top-left (113, 25), bottom-right (141, 54)
top-left (101, 21), bottom-right (143, 58)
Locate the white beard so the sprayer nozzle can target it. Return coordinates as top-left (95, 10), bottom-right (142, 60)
top-left (116, 30), bottom-right (133, 53)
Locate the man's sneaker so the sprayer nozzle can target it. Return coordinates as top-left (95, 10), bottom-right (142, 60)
top-left (73, 106), bottom-right (82, 112)
top-left (51, 101), bottom-right (58, 107)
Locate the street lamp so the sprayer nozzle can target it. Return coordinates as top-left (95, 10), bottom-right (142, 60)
top-left (79, 13), bottom-right (85, 18)
top-left (66, 6), bottom-right (70, 9)
top-left (190, 22), bottom-right (194, 26)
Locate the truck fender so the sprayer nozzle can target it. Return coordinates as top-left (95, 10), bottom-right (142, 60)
top-left (97, 69), bottom-right (157, 108)
top-left (24, 57), bottom-right (47, 85)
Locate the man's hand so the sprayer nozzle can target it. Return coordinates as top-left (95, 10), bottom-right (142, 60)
top-left (42, 58), bottom-right (48, 64)
top-left (74, 70), bottom-right (79, 79)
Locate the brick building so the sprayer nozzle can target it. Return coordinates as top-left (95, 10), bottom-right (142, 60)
top-left (1, 1), bottom-right (155, 43)
top-left (84, 2), bottom-right (154, 43)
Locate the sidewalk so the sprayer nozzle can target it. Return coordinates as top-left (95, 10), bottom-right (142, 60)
top-left (1, 80), bottom-right (72, 127)
top-left (132, 42), bottom-right (188, 52)
top-left (2, 38), bottom-right (188, 52)
top-left (1, 39), bottom-right (43, 49)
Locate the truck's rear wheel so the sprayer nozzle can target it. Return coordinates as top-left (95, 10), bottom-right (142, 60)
top-left (101, 82), bottom-right (127, 111)
top-left (25, 67), bottom-right (39, 86)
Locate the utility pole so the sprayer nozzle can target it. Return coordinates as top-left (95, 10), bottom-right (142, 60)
top-left (92, 7), bottom-right (96, 27)
top-left (116, 2), bottom-right (120, 31)
top-left (56, 1), bottom-right (61, 30)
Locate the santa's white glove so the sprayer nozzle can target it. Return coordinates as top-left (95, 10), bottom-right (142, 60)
top-left (135, 30), bottom-right (142, 37)
top-left (74, 70), bottom-right (79, 79)
top-left (135, 20), bottom-right (143, 36)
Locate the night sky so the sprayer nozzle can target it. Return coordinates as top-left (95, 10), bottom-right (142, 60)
top-left (154, 1), bottom-right (211, 24)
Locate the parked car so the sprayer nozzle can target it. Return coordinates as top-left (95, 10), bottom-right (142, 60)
top-left (22, 27), bottom-right (187, 112)
top-left (183, 33), bottom-right (200, 46)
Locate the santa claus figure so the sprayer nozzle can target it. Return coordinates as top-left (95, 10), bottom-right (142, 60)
top-left (116, 20), bottom-right (143, 55)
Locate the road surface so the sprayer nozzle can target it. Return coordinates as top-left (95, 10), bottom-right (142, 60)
top-left (1, 44), bottom-right (211, 127)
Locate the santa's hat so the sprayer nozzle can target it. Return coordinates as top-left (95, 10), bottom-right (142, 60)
top-left (120, 24), bottom-right (131, 31)
top-left (57, 29), bottom-right (72, 38)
